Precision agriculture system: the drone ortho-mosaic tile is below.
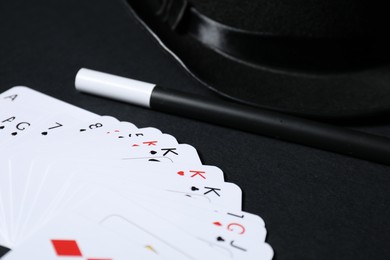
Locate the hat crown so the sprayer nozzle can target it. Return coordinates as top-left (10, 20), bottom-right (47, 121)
top-left (191, 0), bottom-right (388, 38)
top-left (126, 0), bottom-right (390, 118)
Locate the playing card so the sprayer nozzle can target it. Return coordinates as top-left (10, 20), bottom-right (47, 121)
top-left (0, 104), bottom-right (47, 146)
top-left (13, 157), bottom-right (234, 241)
top-left (0, 115), bottom-right (102, 244)
top-left (68, 187), bottom-right (232, 260)
top-left (0, 86), bottom-right (97, 119)
top-left (2, 214), bottom-right (162, 260)
top-left (0, 86), bottom-right (273, 259)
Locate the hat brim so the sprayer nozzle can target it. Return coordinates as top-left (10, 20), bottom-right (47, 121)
top-left (125, 1), bottom-right (390, 120)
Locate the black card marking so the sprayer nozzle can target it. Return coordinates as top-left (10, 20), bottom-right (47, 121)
top-left (217, 236), bottom-right (225, 242)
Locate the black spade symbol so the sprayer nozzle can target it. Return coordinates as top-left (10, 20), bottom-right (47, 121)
top-left (41, 132), bottom-right (48, 136)
top-left (0, 126), bottom-right (4, 129)
top-left (217, 236), bottom-right (225, 242)
top-left (79, 129), bottom-right (86, 132)
top-left (191, 186), bottom-right (199, 191)
top-left (11, 132), bottom-right (17, 136)
top-left (150, 150), bottom-right (157, 155)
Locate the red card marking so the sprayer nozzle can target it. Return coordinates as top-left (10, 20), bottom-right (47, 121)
top-left (51, 239), bottom-right (82, 257)
top-left (177, 171), bottom-right (185, 176)
top-left (227, 223), bottom-right (246, 234)
top-left (213, 221), bottom-right (222, 227)
top-left (190, 170), bottom-right (206, 179)
top-left (143, 141), bottom-right (158, 146)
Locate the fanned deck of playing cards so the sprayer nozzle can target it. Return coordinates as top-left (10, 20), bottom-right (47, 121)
top-left (0, 86), bottom-right (273, 259)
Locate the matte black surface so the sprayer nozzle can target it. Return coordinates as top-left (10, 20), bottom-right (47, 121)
top-left (1, 0), bottom-right (390, 259)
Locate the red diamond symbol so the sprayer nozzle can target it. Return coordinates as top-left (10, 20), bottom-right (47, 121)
top-left (51, 239), bottom-right (82, 257)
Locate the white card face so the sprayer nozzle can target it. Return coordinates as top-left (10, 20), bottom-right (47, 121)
top-left (0, 86), bottom-right (99, 148)
top-left (2, 215), bottom-right (161, 260)
top-left (135, 198), bottom-right (272, 259)
top-left (100, 216), bottom-right (188, 259)
top-left (71, 188), bottom-right (231, 260)
top-left (0, 116), bottom-right (99, 244)
top-left (9, 127), bottom-right (202, 165)
top-left (0, 86), bottom-right (273, 259)
top-left (0, 86), bottom-right (97, 119)
top-left (0, 104), bottom-right (47, 146)
top-left (13, 158), bottom-right (235, 242)
top-left (5, 147), bottom-right (203, 242)
top-left (0, 162), bottom-right (11, 247)
top-left (1, 115), bottom-right (120, 170)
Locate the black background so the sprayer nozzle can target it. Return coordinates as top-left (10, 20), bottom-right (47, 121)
top-left (1, 0), bottom-right (390, 259)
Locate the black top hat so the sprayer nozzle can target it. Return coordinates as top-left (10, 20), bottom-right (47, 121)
top-left (124, 0), bottom-right (390, 119)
